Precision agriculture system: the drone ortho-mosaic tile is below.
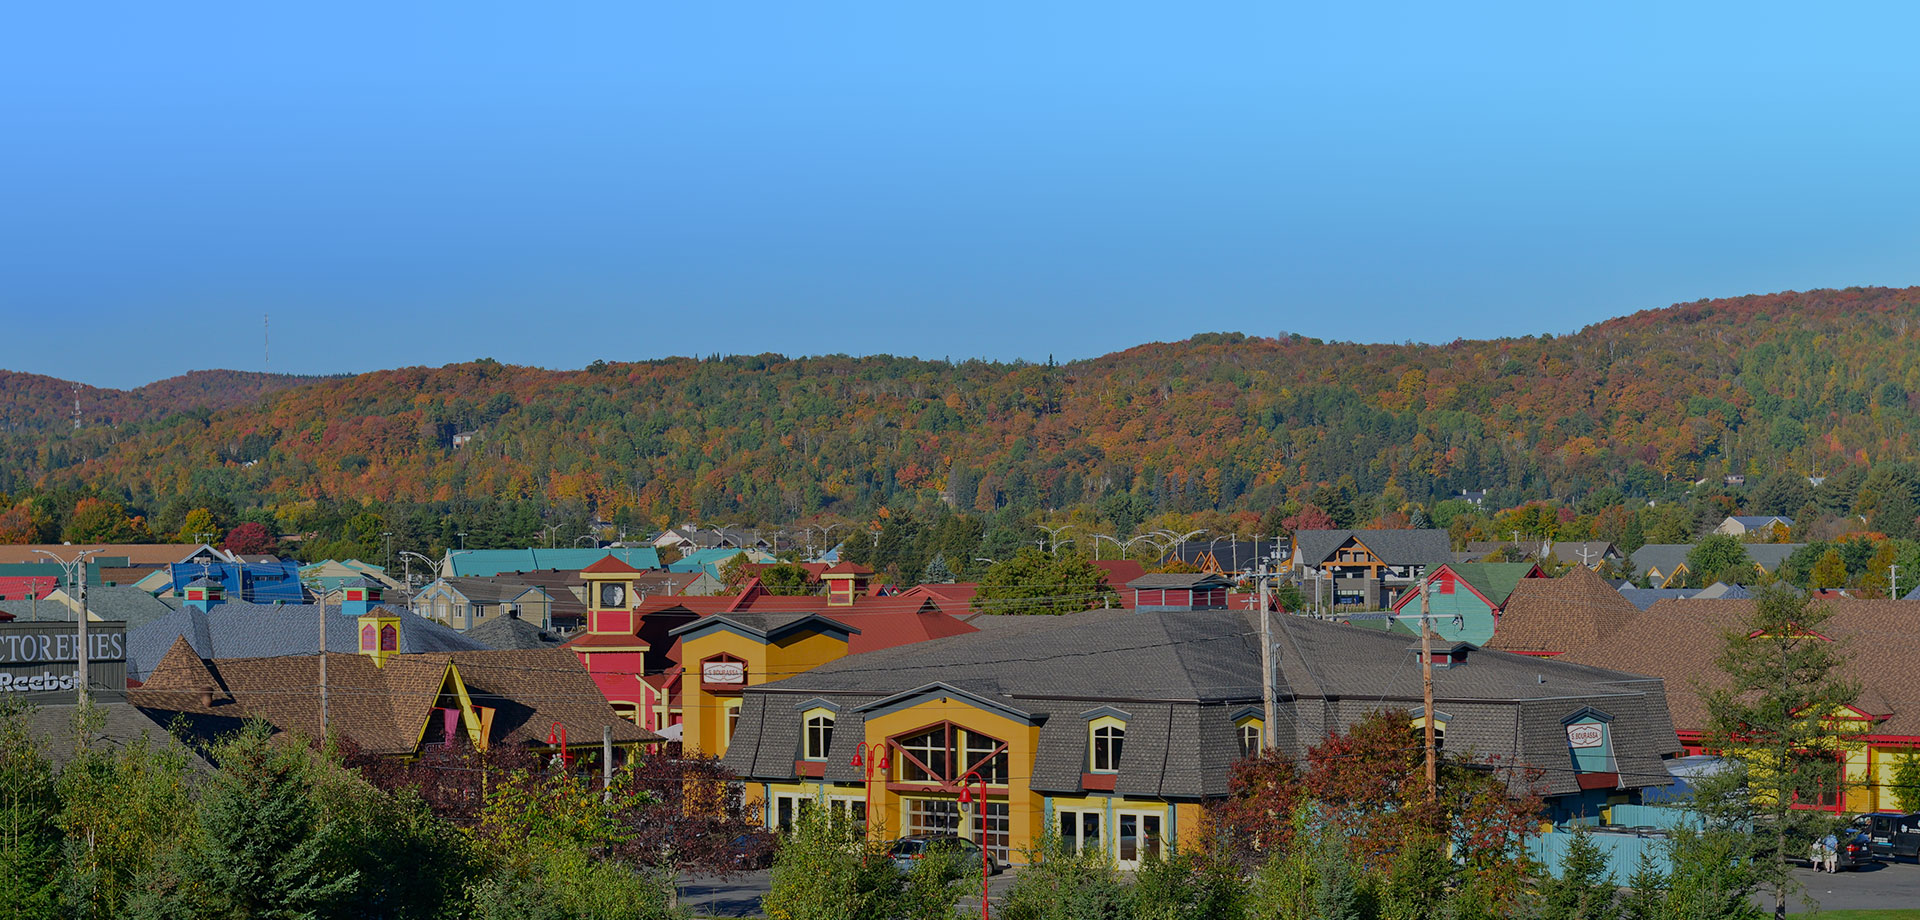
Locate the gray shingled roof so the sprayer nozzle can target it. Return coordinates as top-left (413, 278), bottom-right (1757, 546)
top-left (467, 613), bottom-right (567, 650)
top-left (1293, 530), bottom-right (1451, 566)
top-left (126, 602), bottom-right (486, 681)
top-left (0, 585), bottom-right (176, 630)
top-left (724, 609), bottom-right (1679, 800)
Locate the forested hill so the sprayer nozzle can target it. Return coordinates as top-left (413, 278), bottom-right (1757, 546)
top-left (0, 369), bottom-right (323, 432)
top-left (5, 287), bottom-right (1920, 526)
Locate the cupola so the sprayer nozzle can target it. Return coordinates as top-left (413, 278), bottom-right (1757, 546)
top-left (358, 604), bottom-right (402, 667)
top-left (183, 577), bottom-right (225, 612)
top-left (339, 576), bottom-right (384, 618)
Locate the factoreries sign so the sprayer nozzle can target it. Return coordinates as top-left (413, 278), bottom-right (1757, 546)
top-left (0, 621), bottom-right (128, 699)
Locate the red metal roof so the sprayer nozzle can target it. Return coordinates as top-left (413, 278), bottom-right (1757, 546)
top-left (580, 555), bottom-right (644, 575)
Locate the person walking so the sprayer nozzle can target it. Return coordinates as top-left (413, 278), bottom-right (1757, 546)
top-left (1822, 832), bottom-right (1840, 873)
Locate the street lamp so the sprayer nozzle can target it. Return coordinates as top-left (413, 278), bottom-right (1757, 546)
top-left (956, 770), bottom-right (993, 919)
top-left (851, 741), bottom-right (891, 839)
top-left (457, 531), bottom-right (468, 550)
top-left (547, 721), bottom-right (571, 770)
top-left (31, 548), bottom-right (100, 704)
top-left (1038, 524), bottom-right (1073, 556)
top-left (576, 534), bottom-right (597, 548)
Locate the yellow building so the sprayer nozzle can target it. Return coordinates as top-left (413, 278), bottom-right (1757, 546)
top-left (712, 608), bottom-right (1684, 867)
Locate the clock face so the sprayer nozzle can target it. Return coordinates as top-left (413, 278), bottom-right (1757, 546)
top-left (600, 584), bottom-right (625, 608)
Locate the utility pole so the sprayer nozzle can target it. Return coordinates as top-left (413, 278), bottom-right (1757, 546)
top-left (32, 549), bottom-right (100, 704)
top-left (1259, 562), bottom-right (1276, 750)
top-left (319, 592), bottom-right (329, 739)
top-left (1420, 580), bottom-right (1437, 802)
top-left (1892, 564), bottom-right (1901, 600)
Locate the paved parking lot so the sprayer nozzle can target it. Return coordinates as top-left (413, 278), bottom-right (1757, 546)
top-left (1762, 857), bottom-right (1920, 913)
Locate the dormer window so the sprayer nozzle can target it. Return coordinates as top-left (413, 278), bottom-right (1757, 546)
top-left (803, 710), bottom-right (835, 761)
top-left (1090, 720), bottom-right (1126, 773)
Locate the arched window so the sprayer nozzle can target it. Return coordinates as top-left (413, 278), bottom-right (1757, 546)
top-left (803, 711), bottom-right (835, 761)
top-left (359, 624), bottom-right (375, 651)
top-left (1090, 722), bottom-right (1126, 773)
top-left (380, 623), bottom-right (398, 651)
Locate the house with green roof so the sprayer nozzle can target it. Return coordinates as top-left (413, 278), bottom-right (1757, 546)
top-left (1372, 562), bottom-right (1546, 645)
top-left (442, 547), bottom-right (662, 578)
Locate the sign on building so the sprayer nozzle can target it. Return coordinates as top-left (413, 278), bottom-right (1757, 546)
top-left (0, 621), bottom-right (128, 701)
top-left (1566, 723), bottom-right (1606, 749)
top-left (701, 660), bottom-right (746, 685)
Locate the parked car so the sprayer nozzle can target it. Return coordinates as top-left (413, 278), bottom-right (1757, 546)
top-left (1795, 830), bottom-right (1875, 872)
top-left (1851, 811), bottom-right (1920, 862)
top-left (887, 835), bottom-right (1002, 876)
top-left (727, 832), bottom-right (776, 870)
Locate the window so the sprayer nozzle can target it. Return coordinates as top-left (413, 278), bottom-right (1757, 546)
top-left (1089, 719), bottom-right (1126, 773)
top-left (892, 723), bottom-right (1006, 785)
top-left (1412, 716), bottom-right (1447, 754)
top-left (905, 798), bottom-right (961, 837)
top-left (1058, 809), bottom-right (1102, 854)
top-left (722, 699), bottom-right (743, 747)
top-left (1117, 812), bottom-right (1164, 865)
top-left (1237, 720), bottom-right (1263, 758)
top-left (803, 710), bottom-right (835, 761)
top-left (965, 730), bottom-right (1009, 784)
top-left (598, 583), bottom-right (625, 608)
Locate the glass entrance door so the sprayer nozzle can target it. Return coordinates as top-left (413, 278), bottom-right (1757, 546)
top-left (1115, 811), bottom-right (1165, 869)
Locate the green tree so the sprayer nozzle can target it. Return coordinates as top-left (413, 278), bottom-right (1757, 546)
top-left (1809, 547), bottom-right (1847, 589)
top-left (172, 507), bottom-right (224, 545)
top-left (56, 706), bottom-right (198, 919)
top-left (999, 831), bottom-right (1131, 920)
top-left (62, 497), bottom-right (147, 544)
top-left (1128, 847), bottom-right (1247, 920)
top-left (1659, 828), bottom-right (1762, 920)
top-left (762, 805), bottom-right (962, 920)
top-left (972, 549), bottom-right (1117, 615)
top-left (1890, 751), bottom-right (1920, 813)
top-left (0, 698), bottom-right (61, 920)
top-left (187, 722), bottom-right (357, 918)
top-left (1699, 586), bottom-right (1859, 920)
top-left (756, 564), bottom-right (817, 595)
top-left (1534, 825), bottom-right (1619, 920)
top-left (921, 554), bottom-right (955, 585)
top-left (1617, 846), bottom-right (1667, 920)
top-left (1685, 535), bottom-right (1755, 586)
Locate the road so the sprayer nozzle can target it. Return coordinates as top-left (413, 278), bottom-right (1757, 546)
top-left (680, 867), bottom-right (1023, 919)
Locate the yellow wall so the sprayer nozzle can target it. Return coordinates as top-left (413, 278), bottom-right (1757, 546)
top-left (679, 627), bottom-right (850, 759)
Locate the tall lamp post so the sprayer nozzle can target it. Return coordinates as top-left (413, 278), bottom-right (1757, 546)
top-left (851, 741), bottom-right (891, 839)
top-left (956, 770), bottom-right (993, 919)
top-left (32, 548), bottom-right (100, 704)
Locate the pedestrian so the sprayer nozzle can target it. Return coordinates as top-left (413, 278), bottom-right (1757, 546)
top-left (1822, 833), bottom-right (1840, 873)
top-left (1810, 837), bottom-right (1825, 869)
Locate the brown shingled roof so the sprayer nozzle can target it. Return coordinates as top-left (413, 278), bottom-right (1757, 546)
top-left (131, 645), bottom-right (656, 754)
top-left (1559, 598), bottom-right (1920, 737)
top-left (1485, 567), bottom-right (1642, 655)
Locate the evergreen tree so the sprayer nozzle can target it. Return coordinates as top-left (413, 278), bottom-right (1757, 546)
top-left (1535, 825), bottom-right (1620, 920)
top-left (178, 722), bottom-right (358, 919)
top-left (1618, 513), bottom-right (1646, 557)
top-left (922, 554), bottom-right (955, 585)
top-left (1618, 846), bottom-right (1667, 920)
top-left (1699, 586), bottom-right (1859, 920)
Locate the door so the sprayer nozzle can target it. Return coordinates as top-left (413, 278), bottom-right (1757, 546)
top-left (1115, 811), bottom-right (1165, 869)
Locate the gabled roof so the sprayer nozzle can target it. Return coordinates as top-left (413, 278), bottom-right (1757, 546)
top-left (1483, 567), bottom-right (1643, 655)
top-left (0, 584), bottom-right (176, 629)
top-left (1616, 588), bottom-right (1700, 610)
top-left (1726, 515), bottom-right (1793, 528)
top-left (419, 577), bottom-right (552, 605)
top-left (1393, 563), bottom-right (1540, 613)
top-left (0, 544), bottom-right (223, 567)
top-left (1293, 529), bottom-right (1451, 566)
top-left (666, 612), bottom-right (859, 643)
top-left (580, 555), bottom-right (645, 575)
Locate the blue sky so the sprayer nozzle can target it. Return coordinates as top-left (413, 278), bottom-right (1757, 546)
top-left (5, 3), bottom-right (1919, 388)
